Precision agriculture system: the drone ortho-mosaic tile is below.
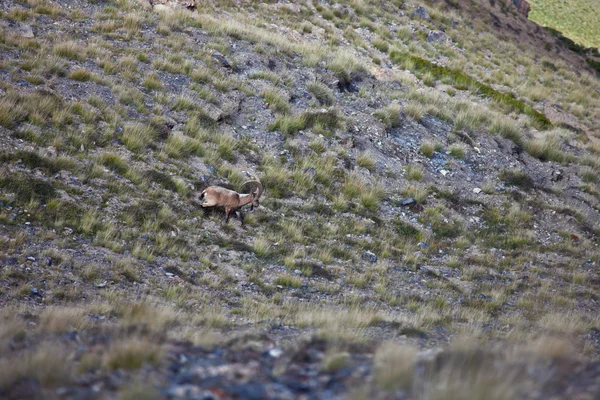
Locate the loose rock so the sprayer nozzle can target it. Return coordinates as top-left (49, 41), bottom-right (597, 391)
top-left (363, 250), bottom-right (377, 263)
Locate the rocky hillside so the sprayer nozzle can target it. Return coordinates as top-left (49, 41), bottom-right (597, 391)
top-left (1, 0), bottom-right (600, 399)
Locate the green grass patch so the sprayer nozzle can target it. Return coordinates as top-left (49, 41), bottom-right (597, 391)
top-left (307, 81), bottom-right (335, 106)
top-left (68, 69), bottom-right (91, 82)
top-left (499, 169), bottom-right (533, 189)
top-left (389, 51), bottom-right (552, 130)
top-left (524, 132), bottom-right (573, 163)
top-left (122, 123), bottom-right (157, 153)
top-left (269, 108), bottom-right (343, 135)
top-left (0, 173), bottom-right (56, 203)
top-left (529, 0), bottom-right (600, 49)
top-left (261, 89), bottom-right (290, 114)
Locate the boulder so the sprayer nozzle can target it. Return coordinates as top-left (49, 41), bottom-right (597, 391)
top-left (412, 6), bottom-right (431, 21)
top-left (427, 30), bottom-right (452, 45)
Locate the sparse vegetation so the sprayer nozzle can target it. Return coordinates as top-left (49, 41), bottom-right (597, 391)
top-left (307, 81), bottom-right (335, 106)
top-left (0, 0), bottom-right (599, 398)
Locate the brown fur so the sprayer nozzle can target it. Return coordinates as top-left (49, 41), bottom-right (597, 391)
top-left (199, 185), bottom-right (260, 225)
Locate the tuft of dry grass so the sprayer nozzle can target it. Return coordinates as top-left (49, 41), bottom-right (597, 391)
top-left (261, 88), bottom-right (290, 114)
top-left (104, 337), bottom-right (163, 370)
top-left (356, 151), bottom-right (376, 172)
top-left (524, 132), bottom-right (572, 163)
top-left (405, 102), bottom-right (425, 121)
top-left (374, 342), bottom-right (417, 390)
top-left (307, 81), bottom-right (335, 105)
top-left (122, 123), bottom-right (156, 153)
top-left (53, 41), bottom-right (86, 61)
top-left (0, 342), bottom-right (72, 388)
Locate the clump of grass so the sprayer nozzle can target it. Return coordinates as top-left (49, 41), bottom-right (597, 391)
top-left (104, 338), bottom-right (163, 370)
top-left (53, 41), bottom-right (86, 61)
top-left (327, 50), bottom-right (366, 89)
top-left (490, 116), bottom-right (523, 145)
top-left (163, 134), bottom-right (203, 159)
top-left (422, 71), bottom-right (436, 87)
top-left (420, 140), bottom-right (440, 158)
top-left (482, 180), bottom-right (496, 194)
top-left (261, 88), bottom-right (290, 114)
top-left (309, 139), bottom-right (326, 154)
top-left (81, 210), bottom-right (101, 234)
top-left (448, 144), bottom-right (465, 159)
top-left (499, 168), bottom-right (533, 189)
top-left (253, 236), bottom-right (272, 258)
top-left (269, 114), bottom-right (307, 135)
top-left (360, 184), bottom-right (386, 210)
top-left (356, 151), bottom-right (376, 172)
top-left (0, 343), bottom-right (72, 388)
top-left (419, 206), bottom-right (463, 238)
top-left (372, 38), bottom-right (389, 53)
top-left (405, 102), bottom-right (425, 122)
top-left (274, 274), bottom-right (302, 288)
top-left (307, 81), bottom-right (335, 106)
top-left (374, 102), bottom-right (402, 129)
top-left (453, 108), bottom-right (488, 132)
top-left (122, 123), bottom-right (156, 153)
top-left (580, 167), bottom-right (598, 183)
top-left (269, 108), bottom-right (343, 135)
top-left (142, 73), bottom-right (163, 91)
top-left (98, 152), bottom-right (128, 175)
top-left (406, 165), bottom-right (423, 181)
top-left (322, 352), bottom-right (351, 372)
top-left (402, 185), bottom-right (428, 203)
top-left (524, 132), bottom-right (572, 163)
top-left (343, 173), bottom-right (367, 199)
top-left (0, 173), bottom-right (56, 203)
top-left (249, 70), bottom-right (282, 85)
top-left (68, 68), bottom-right (91, 82)
top-left (374, 342), bottom-right (417, 390)
top-left (123, 12), bottom-right (145, 35)
top-left (172, 94), bottom-right (197, 111)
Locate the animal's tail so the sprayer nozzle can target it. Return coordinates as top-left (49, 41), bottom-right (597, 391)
top-left (199, 190), bottom-right (206, 201)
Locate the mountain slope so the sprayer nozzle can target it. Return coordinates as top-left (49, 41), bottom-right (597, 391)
top-left (0, 0), bottom-right (600, 398)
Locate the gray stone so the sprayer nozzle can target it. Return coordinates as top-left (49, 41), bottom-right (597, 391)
top-left (412, 6), bottom-right (431, 21)
top-left (204, 104), bottom-right (223, 122)
top-left (427, 30), bottom-right (452, 45)
top-left (400, 197), bottom-right (417, 207)
top-left (362, 250), bottom-right (377, 263)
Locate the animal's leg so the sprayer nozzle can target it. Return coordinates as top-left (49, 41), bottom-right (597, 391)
top-left (237, 210), bottom-right (245, 226)
top-left (225, 207), bottom-right (231, 223)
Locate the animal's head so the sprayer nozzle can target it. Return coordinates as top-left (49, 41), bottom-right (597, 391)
top-left (250, 189), bottom-right (260, 210)
top-left (241, 178), bottom-right (263, 211)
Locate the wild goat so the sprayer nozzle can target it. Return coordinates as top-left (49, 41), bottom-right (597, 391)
top-left (199, 178), bottom-right (263, 225)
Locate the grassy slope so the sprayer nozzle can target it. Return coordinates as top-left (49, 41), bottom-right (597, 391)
top-left (529, 0), bottom-right (600, 49)
top-left (0, 0), bottom-right (600, 397)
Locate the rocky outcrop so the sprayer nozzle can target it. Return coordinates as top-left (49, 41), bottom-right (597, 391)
top-left (513, 0), bottom-right (531, 17)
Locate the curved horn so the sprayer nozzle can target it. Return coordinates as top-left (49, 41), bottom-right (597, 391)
top-left (240, 178), bottom-right (263, 199)
top-left (255, 179), bottom-right (263, 199)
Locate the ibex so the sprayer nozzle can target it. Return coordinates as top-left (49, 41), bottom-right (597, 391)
top-left (199, 178), bottom-right (263, 226)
